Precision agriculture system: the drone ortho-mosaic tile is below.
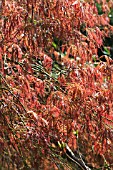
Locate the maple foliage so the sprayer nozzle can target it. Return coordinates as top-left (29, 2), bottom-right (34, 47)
top-left (0, 0), bottom-right (113, 169)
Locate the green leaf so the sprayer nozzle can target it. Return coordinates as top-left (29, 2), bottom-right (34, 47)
top-left (52, 42), bottom-right (57, 49)
top-left (93, 62), bottom-right (98, 67)
top-left (103, 47), bottom-right (110, 55)
top-left (96, 3), bottom-right (103, 15)
top-left (92, 55), bottom-right (97, 62)
top-left (58, 141), bottom-right (62, 148)
top-left (109, 9), bottom-right (113, 25)
top-left (33, 19), bottom-right (37, 25)
top-left (73, 130), bottom-right (78, 138)
top-left (58, 141), bottom-right (66, 149)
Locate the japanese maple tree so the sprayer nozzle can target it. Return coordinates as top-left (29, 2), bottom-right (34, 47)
top-left (0, 0), bottom-right (113, 169)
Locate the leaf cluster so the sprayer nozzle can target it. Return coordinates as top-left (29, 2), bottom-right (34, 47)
top-left (0, 0), bottom-right (113, 169)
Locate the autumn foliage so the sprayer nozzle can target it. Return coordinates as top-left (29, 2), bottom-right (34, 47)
top-left (0, 0), bottom-right (113, 169)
